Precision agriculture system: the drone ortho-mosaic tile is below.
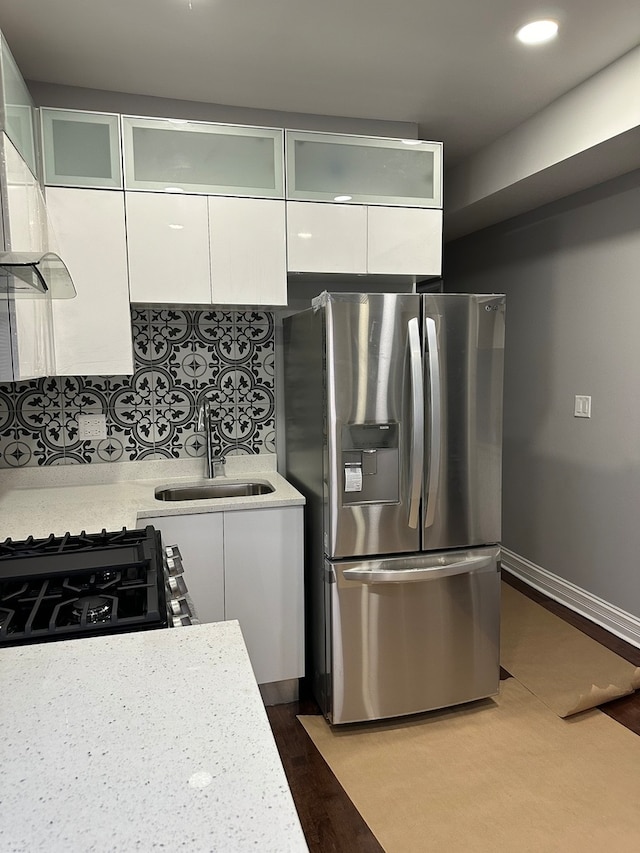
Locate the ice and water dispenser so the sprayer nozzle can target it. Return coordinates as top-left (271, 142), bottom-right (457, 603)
top-left (341, 423), bottom-right (400, 505)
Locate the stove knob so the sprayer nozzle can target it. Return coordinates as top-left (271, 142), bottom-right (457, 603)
top-left (167, 575), bottom-right (187, 596)
top-left (169, 598), bottom-right (184, 616)
top-left (172, 615), bottom-right (193, 627)
top-left (169, 597), bottom-right (193, 618)
top-left (165, 544), bottom-right (182, 560)
top-left (165, 554), bottom-right (184, 577)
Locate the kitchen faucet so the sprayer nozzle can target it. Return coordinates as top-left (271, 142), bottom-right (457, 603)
top-left (197, 398), bottom-right (225, 479)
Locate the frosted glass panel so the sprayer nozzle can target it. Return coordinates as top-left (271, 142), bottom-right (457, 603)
top-left (41, 109), bottom-right (121, 188)
top-left (53, 122), bottom-right (111, 177)
top-left (295, 142), bottom-right (433, 197)
top-left (286, 131), bottom-right (442, 207)
top-left (123, 117), bottom-right (284, 197)
top-left (0, 36), bottom-right (37, 176)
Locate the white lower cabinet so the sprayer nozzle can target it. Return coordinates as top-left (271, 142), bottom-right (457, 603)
top-left (46, 187), bottom-right (134, 375)
top-left (144, 511), bottom-right (225, 624)
top-left (286, 200), bottom-right (442, 277)
top-left (224, 506), bottom-right (304, 686)
top-left (144, 505), bottom-right (304, 685)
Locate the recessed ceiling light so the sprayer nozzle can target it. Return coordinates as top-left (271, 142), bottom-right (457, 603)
top-left (516, 19), bottom-right (559, 45)
top-left (334, 195), bottom-right (353, 202)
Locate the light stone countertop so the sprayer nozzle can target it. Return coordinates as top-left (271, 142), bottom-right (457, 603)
top-left (0, 454), bottom-right (305, 541)
top-left (0, 620), bottom-right (308, 853)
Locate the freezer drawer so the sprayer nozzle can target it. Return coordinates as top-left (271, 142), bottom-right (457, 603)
top-left (326, 546), bottom-right (500, 724)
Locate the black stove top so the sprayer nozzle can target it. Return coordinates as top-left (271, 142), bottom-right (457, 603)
top-left (0, 527), bottom-right (168, 647)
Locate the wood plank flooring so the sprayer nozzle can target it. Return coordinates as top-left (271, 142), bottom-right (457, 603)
top-left (266, 573), bottom-right (640, 852)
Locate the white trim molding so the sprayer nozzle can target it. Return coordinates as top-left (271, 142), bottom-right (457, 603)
top-left (501, 547), bottom-right (640, 650)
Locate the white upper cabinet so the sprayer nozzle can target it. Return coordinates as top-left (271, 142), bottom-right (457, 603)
top-left (285, 130), bottom-right (442, 208)
top-left (367, 207), bottom-right (442, 276)
top-left (122, 116), bottom-right (284, 198)
top-left (208, 197), bottom-right (287, 305)
top-left (1, 134), bottom-right (55, 380)
top-left (40, 108), bottom-right (122, 189)
top-left (0, 35), bottom-right (37, 178)
top-left (287, 201), bottom-right (368, 274)
top-left (2, 135), bottom-right (47, 253)
top-left (47, 187), bottom-right (133, 376)
top-left (126, 191), bottom-right (212, 304)
top-left (287, 202), bottom-right (443, 277)
top-left (127, 192), bottom-right (287, 306)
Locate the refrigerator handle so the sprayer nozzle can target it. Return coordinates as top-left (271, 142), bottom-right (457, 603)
top-left (343, 556), bottom-right (494, 584)
top-left (424, 316), bottom-right (442, 529)
top-left (407, 316), bottom-right (424, 529)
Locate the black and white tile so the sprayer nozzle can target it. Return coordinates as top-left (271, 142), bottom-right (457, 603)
top-left (0, 307), bottom-right (276, 467)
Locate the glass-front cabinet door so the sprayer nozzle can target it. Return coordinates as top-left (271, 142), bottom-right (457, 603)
top-left (0, 33), bottom-right (37, 178)
top-left (122, 116), bottom-right (284, 197)
top-left (286, 130), bottom-right (442, 208)
top-left (40, 108), bottom-right (122, 188)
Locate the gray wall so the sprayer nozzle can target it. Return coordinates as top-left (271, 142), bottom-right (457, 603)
top-left (444, 169), bottom-right (640, 618)
top-left (27, 81), bottom-right (418, 139)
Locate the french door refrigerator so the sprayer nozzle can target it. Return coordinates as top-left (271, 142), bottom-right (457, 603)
top-left (283, 291), bottom-right (505, 724)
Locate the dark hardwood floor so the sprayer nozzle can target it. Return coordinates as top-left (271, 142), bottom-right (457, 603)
top-left (266, 573), bottom-right (640, 851)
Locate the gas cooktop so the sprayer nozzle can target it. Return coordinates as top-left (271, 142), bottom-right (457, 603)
top-left (0, 527), bottom-right (168, 646)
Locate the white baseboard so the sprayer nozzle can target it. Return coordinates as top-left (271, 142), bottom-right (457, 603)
top-left (501, 547), bottom-right (640, 650)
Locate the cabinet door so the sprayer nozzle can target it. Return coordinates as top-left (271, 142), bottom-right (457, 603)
top-left (287, 201), bottom-right (367, 274)
top-left (126, 191), bottom-right (211, 304)
top-left (122, 116), bottom-right (284, 197)
top-left (2, 134), bottom-right (55, 379)
top-left (286, 130), bottom-right (442, 207)
top-left (47, 187), bottom-right (133, 376)
top-left (367, 207), bottom-right (443, 276)
top-left (1, 39), bottom-right (37, 177)
top-left (224, 507), bottom-right (304, 685)
top-left (208, 197), bottom-right (287, 306)
top-left (144, 513), bottom-right (225, 624)
top-left (41, 108), bottom-right (122, 189)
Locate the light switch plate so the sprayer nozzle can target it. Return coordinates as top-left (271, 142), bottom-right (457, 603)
top-left (78, 414), bottom-right (107, 439)
top-left (574, 395), bottom-right (591, 418)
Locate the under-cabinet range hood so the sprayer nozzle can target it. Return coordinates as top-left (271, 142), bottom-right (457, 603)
top-left (0, 251), bottom-right (76, 298)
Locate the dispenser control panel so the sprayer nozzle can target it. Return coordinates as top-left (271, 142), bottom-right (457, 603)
top-left (341, 423), bottom-right (399, 505)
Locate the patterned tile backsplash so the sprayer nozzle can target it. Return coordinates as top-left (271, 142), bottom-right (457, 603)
top-left (0, 307), bottom-right (276, 467)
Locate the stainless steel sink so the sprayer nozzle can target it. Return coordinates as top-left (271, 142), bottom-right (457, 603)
top-left (154, 481), bottom-right (275, 502)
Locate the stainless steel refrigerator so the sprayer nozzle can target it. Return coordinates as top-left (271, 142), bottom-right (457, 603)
top-left (283, 291), bottom-right (505, 724)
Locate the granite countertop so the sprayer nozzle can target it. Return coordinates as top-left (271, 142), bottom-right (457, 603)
top-left (0, 620), bottom-right (308, 853)
top-left (0, 454), bottom-right (305, 540)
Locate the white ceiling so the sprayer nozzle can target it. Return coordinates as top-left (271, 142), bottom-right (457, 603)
top-left (1, 0), bottom-right (639, 166)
